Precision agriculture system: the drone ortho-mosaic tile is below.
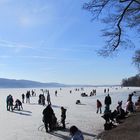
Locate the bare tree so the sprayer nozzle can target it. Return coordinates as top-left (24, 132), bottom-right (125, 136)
top-left (122, 74), bottom-right (140, 86)
top-left (133, 50), bottom-right (140, 71)
top-left (83, 0), bottom-right (140, 57)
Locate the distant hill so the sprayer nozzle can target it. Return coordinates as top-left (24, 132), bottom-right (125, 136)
top-left (0, 78), bottom-right (66, 88)
top-left (0, 78), bottom-right (120, 88)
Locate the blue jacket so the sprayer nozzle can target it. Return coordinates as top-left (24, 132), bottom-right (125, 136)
top-left (71, 130), bottom-right (84, 140)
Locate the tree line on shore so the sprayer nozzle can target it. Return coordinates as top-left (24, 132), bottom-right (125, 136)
top-left (122, 74), bottom-right (140, 87)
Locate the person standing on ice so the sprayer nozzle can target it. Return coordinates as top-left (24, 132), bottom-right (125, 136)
top-left (96, 99), bottom-right (102, 114)
top-left (42, 104), bottom-right (54, 132)
top-left (6, 95), bottom-right (11, 111)
top-left (70, 125), bottom-right (84, 140)
top-left (107, 88), bottom-right (109, 93)
top-left (55, 90), bottom-right (57, 96)
top-left (47, 92), bottom-right (51, 105)
top-left (61, 106), bottom-right (67, 129)
top-left (6, 95), bottom-right (14, 111)
top-left (104, 94), bottom-right (112, 111)
top-left (22, 94), bottom-right (25, 103)
top-left (41, 94), bottom-right (45, 106)
top-left (26, 91), bottom-right (30, 103)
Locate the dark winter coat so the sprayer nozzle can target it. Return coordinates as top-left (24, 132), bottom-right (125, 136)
top-left (43, 105), bottom-right (54, 123)
top-left (61, 108), bottom-right (66, 120)
top-left (105, 95), bottom-right (111, 105)
top-left (15, 99), bottom-right (22, 106)
top-left (7, 95), bottom-right (13, 106)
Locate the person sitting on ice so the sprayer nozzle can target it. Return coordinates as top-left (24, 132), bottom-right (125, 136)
top-left (70, 125), bottom-right (84, 140)
top-left (102, 109), bottom-right (118, 130)
top-left (76, 100), bottom-right (81, 104)
top-left (102, 108), bottom-right (112, 123)
top-left (127, 93), bottom-right (134, 102)
top-left (116, 101), bottom-right (127, 120)
top-left (126, 100), bottom-right (135, 113)
top-left (14, 99), bottom-right (23, 111)
top-left (81, 93), bottom-right (88, 97)
top-left (135, 96), bottom-right (140, 107)
top-left (89, 91), bottom-right (93, 96)
top-left (135, 96), bottom-right (140, 111)
top-left (108, 101), bottom-right (127, 125)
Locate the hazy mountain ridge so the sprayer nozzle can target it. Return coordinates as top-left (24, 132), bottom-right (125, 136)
top-left (0, 78), bottom-right (119, 88)
top-left (0, 78), bottom-right (66, 88)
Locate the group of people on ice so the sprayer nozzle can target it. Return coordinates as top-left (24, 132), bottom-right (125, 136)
top-left (40, 88), bottom-right (84, 140)
top-left (6, 90), bottom-right (36, 112)
top-left (42, 104), bottom-right (67, 132)
top-left (98, 92), bottom-right (139, 130)
top-left (96, 93), bottom-right (111, 114)
top-left (38, 92), bottom-right (51, 106)
top-left (6, 95), bottom-right (23, 111)
top-left (42, 104), bottom-right (84, 140)
top-left (6, 88), bottom-right (84, 140)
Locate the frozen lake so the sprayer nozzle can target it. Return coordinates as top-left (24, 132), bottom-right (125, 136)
top-left (0, 86), bottom-right (139, 140)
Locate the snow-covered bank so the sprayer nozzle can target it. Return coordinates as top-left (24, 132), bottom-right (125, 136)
top-left (0, 87), bottom-right (139, 140)
top-left (97, 111), bottom-right (140, 140)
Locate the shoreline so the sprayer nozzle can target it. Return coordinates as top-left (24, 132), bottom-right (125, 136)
top-left (95, 111), bottom-right (140, 140)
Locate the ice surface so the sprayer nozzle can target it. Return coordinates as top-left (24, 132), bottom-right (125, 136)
top-left (0, 86), bottom-right (139, 140)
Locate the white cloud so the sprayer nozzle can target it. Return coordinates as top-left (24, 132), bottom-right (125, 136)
top-left (0, 39), bottom-right (38, 54)
top-left (0, 39), bottom-right (33, 49)
top-left (18, 55), bottom-right (56, 60)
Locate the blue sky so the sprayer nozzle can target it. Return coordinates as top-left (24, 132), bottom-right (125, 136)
top-left (0, 0), bottom-right (138, 85)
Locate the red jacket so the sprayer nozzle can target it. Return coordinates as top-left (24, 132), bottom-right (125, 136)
top-left (97, 101), bottom-right (102, 108)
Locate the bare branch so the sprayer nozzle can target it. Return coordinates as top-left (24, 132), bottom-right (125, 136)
top-left (83, 0), bottom-right (140, 57)
top-left (83, 0), bottom-right (111, 19)
top-left (133, 50), bottom-right (140, 70)
top-left (134, 0), bottom-right (140, 4)
top-left (113, 0), bottom-right (134, 50)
